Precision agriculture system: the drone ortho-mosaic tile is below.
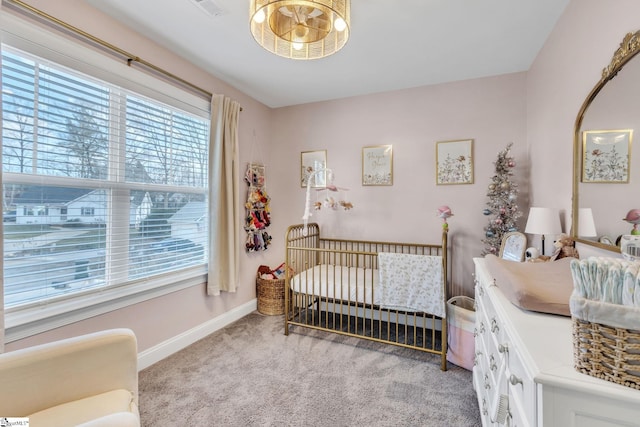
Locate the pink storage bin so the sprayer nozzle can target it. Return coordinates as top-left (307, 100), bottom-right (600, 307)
top-left (446, 296), bottom-right (476, 371)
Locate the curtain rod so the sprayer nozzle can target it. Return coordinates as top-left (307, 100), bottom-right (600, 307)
top-left (5, 0), bottom-right (242, 110)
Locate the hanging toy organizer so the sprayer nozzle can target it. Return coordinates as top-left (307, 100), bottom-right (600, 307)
top-left (244, 162), bottom-right (272, 252)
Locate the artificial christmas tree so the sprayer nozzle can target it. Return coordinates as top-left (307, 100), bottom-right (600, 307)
top-left (481, 142), bottom-right (523, 255)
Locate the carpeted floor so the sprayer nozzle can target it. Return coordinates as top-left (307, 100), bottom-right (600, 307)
top-left (139, 312), bottom-right (481, 426)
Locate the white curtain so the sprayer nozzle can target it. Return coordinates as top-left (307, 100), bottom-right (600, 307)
top-left (207, 94), bottom-right (241, 295)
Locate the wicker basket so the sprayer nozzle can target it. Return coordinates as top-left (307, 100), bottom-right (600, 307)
top-left (256, 273), bottom-right (285, 315)
top-left (572, 317), bottom-right (640, 390)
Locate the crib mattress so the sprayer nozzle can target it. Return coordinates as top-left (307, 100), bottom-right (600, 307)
top-left (290, 264), bottom-right (377, 306)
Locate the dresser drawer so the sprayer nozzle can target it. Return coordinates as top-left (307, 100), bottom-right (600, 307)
top-left (474, 277), bottom-right (511, 427)
top-left (472, 363), bottom-right (494, 426)
top-left (474, 260), bottom-right (535, 426)
top-left (506, 343), bottom-right (535, 425)
top-left (508, 396), bottom-right (530, 427)
top-left (475, 289), bottom-right (507, 383)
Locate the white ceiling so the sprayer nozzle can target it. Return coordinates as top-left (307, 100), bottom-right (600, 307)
top-left (85, 0), bottom-right (570, 108)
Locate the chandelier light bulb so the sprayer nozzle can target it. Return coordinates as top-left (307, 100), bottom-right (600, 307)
top-left (253, 8), bottom-right (266, 23)
top-left (292, 42), bottom-right (303, 50)
top-left (334, 17), bottom-right (346, 31)
top-left (294, 24), bottom-right (308, 38)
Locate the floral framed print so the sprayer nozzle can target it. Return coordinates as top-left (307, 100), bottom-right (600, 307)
top-left (362, 145), bottom-right (393, 186)
top-left (582, 129), bottom-right (632, 183)
top-left (436, 139), bottom-right (474, 185)
top-left (301, 150), bottom-right (327, 188)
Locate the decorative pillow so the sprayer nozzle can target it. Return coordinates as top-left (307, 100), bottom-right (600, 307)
top-left (484, 254), bottom-right (574, 316)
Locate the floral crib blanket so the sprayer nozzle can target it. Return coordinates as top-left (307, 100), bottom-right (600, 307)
top-left (376, 252), bottom-right (445, 318)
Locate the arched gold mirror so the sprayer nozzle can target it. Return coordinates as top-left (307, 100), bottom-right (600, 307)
top-left (572, 31), bottom-right (640, 252)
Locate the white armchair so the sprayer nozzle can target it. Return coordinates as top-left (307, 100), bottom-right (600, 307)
top-left (0, 328), bottom-right (139, 427)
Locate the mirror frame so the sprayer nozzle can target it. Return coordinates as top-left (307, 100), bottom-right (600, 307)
top-left (572, 30), bottom-right (640, 252)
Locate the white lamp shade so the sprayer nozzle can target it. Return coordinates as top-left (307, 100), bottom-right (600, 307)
top-left (577, 208), bottom-right (597, 237)
top-left (524, 207), bottom-right (562, 236)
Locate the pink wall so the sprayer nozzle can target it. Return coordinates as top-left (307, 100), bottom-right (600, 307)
top-left (526, 0), bottom-right (640, 240)
top-left (267, 74), bottom-right (528, 296)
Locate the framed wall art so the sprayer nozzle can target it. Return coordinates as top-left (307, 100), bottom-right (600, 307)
top-left (582, 129), bottom-right (632, 183)
top-left (301, 150), bottom-right (327, 187)
top-left (362, 145), bottom-right (393, 186)
top-left (436, 139), bottom-right (474, 185)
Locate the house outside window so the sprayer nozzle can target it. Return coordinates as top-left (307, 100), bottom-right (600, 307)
top-left (1, 40), bottom-right (211, 328)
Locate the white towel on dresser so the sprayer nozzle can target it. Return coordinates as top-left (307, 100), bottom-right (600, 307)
top-left (376, 252), bottom-right (445, 317)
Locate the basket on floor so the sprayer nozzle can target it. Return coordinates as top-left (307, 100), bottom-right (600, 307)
top-left (256, 272), bottom-right (285, 315)
top-left (572, 317), bottom-right (640, 390)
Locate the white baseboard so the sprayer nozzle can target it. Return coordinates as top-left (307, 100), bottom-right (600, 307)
top-left (137, 298), bottom-right (257, 370)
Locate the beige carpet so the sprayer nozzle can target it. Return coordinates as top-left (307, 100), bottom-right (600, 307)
top-left (139, 312), bottom-right (481, 426)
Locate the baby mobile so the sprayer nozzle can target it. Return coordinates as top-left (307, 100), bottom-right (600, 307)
top-left (244, 163), bottom-right (272, 252)
top-left (481, 142), bottom-right (523, 256)
top-left (302, 168), bottom-right (353, 236)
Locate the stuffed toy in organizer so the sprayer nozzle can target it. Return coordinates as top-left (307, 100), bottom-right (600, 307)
top-left (244, 163), bottom-right (272, 252)
top-left (244, 165), bottom-right (265, 187)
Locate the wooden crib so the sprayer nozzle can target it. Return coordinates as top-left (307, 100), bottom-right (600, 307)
top-left (284, 222), bottom-right (449, 370)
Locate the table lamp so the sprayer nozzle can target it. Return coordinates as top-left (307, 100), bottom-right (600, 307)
top-left (524, 207), bottom-right (562, 255)
top-left (577, 208), bottom-right (597, 238)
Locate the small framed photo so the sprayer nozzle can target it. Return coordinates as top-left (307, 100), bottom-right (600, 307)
top-left (500, 231), bottom-right (527, 262)
top-left (582, 129), bottom-right (632, 183)
top-left (301, 150), bottom-right (327, 188)
top-left (362, 145), bottom-right (393, 186)
top-left (436, 139), bottom-right (474, 185)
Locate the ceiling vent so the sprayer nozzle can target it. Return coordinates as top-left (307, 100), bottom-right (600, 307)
top-left (190, 0), bottom-right (227, 17)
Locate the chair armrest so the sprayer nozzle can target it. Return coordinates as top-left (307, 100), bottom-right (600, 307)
top-left (0, 328), bottom-right (138, 416)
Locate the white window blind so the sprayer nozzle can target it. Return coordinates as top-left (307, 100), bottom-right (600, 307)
top-left (2, 44), bottom-right (210, 311)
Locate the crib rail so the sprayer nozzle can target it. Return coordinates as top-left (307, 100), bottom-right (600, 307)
top-left (284, 223), bottom-right (449, 370)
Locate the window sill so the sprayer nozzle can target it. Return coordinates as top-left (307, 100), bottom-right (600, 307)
top-left (4, 265), bottom-right (207, 343)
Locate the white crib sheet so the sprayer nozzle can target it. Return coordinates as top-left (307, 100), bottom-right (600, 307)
top-left (289, 264), bottom-right (377, 305)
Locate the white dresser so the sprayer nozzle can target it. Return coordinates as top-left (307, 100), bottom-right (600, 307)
top-left (472, 257), bottom-right (640, 426)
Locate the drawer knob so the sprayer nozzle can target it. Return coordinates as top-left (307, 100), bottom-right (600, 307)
top-left (482, 398), bottom-right (488, 416)
top-left (491, 318), bottom-right (499, 333)
top-left (489, 355), bottom-right (497, 371)
top-left (479, 321), bottom-right (486, 334)
top-left (498, 343), bottom-right (509, 354)
top-left (474, 351), bottom-right (483, 366)
top-left (478, 286), bottom-right (485, 296)
top-left (509, 374), bottom-right (523, 386)
top-left (484, 374), bottom-right (491, 390)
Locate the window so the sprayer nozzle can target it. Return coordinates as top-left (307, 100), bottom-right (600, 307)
top-left (2, 45), bottom-right (210, 315)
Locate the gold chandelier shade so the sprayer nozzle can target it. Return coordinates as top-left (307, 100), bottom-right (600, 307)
top-left (250, 0), bottom-right (350, 60)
